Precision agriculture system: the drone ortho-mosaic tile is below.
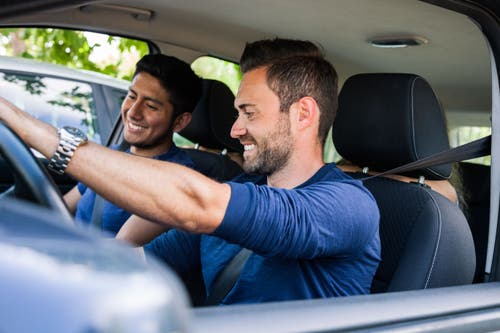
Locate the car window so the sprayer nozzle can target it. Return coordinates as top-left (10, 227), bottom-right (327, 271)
top-left (0, 71), bottom-right (100, 142)
top-left (450, 126), bottom-right (491, 165)
top-left (324, 128), bottom-right (342, 163)
top-left (0, 27), bottom-right (147, 145)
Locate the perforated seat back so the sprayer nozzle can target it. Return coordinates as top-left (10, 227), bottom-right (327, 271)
top-left (333, 74), bottom-right (475, 292)
top-left (352, 175), bottom-right (475, 292)
top-left (179, 79), bottom-right (243, 181)
top-left (182, 148), bottom-right (242, 182)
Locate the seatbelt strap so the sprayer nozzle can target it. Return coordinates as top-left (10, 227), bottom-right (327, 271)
top-left (205, 248), bottom-right (252, 306)
top-left (363, 135), bottom-right (491, 180)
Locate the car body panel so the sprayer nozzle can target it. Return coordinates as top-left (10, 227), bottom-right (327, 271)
top-left (0, 55), bottom-right (129, 90)
top-left (192, 283), bottom-right (500, 333)
top-left (0, 198), bottom-right (191, 333)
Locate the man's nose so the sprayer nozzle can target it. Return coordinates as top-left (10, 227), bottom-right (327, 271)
top-left (127, 100), bottom-right (143, 119)
top-left (230, 115), bottom-right (246, 138)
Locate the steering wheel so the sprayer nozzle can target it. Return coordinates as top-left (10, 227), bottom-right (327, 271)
top-left (0, 122), bottom-right (74, 225)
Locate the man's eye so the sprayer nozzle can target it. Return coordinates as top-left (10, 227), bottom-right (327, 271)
top-left (147, 104), bottom-right (158, 111)
top-left (127, 94), bottom-right (136, 100)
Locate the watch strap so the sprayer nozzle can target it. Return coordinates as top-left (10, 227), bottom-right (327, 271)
top-left (47, 127), bottom-right (87, 175)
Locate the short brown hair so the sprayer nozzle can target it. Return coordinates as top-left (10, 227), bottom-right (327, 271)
top-left (240, 38), bottom-right (323, 73)
top-left (240, 38), bottom-right (338, 146)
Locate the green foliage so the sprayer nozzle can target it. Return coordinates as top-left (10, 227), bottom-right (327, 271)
top-left (191, 56), bottom-right (242, 96)
top-left (19, 28), bottom-right (101, 71)
top-left (0, 28), bottom-right (148, 80)
top-left (114, 35), bottom-right (149, 55)
top-left (3, 74), bottom-right (46, 96)
top-left (323, 127), bottom-right (342, 163)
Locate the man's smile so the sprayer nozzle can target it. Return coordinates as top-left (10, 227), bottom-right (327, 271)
top-left (127, 121), bottom-right (147, 132)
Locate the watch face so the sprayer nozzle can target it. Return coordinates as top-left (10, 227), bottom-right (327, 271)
top-left (63, 126), bottom-right (87, 139)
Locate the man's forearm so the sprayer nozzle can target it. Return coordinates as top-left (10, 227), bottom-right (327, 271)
top-left (0, 97), bottom-right (231, 233)
top-left (0, 97), bottom-right (59, 156)
top-left (66, 142), bottom-right (230, 233)
top-left (116, 214), bottom-right (170, 246)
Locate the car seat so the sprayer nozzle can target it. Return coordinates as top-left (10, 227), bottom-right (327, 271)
top-left (332, 73), bottom-right (476, 293)
top-left (179, 79), bottom-right (243, 182)
top-left (178, 79), bottom-right (245, 305)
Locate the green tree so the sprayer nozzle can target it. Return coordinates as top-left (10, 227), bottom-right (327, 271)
top-left (0, 28), bottom-right (148, 80)
top-left (191, 56), bottom-right (242, 95)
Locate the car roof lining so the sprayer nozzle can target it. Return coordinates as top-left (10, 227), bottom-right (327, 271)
top-left (0, 0), bottom-right (492, 127)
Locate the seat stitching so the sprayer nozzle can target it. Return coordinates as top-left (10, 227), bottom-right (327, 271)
top-left (423, 188), bottom-right (442, 288)
top-left (411, 77), bottom-right (447, 179)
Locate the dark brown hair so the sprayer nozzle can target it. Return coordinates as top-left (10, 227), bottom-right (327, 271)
top-left (240, 38), bottom-right (338, 146)
top-left (240, 38), bottom-right (323, 73)
top-left (134, 54), bottom-right (202, 117)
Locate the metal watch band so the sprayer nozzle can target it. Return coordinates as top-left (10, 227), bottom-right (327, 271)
top-left (47, 127), bottom-right (88, 175)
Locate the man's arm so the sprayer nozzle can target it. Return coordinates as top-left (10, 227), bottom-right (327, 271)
top-left (0, 97), bottom-right (231, 234)
top-left (63, 186), bottom-right (81, 215)
top-left (116, 214), bottom-right (171, 246)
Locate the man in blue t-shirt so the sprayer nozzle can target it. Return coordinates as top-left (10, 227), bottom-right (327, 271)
top-left (119, 39), bottom-right (381, 304)
top-left (0, 38), bottom-right (380, 305)
top-left (63, 54), bottom-right (201, 236)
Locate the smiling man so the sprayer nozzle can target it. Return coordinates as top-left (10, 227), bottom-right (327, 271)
top-left (0, 38), bottom-right (380, 305)
top-left (234, 67), bottom-right (293, 176)
top-left (64, 54), bottom-right (202, 235)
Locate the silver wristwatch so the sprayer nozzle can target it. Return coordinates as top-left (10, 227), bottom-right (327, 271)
top-left (47, 126), bottom-right (88, 175)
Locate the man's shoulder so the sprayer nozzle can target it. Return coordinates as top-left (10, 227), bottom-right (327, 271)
top-left (298, 163), bottom-right (355, 187)
top-left (299, 163), bottom-right (377, 207)
top-left (226, 164), bottom-right (354, 188)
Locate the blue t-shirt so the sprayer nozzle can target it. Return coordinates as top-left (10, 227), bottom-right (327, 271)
top-left (145, 163), bottom-right (381, 304)
top-left (75, 144), bottom-right (195, 236)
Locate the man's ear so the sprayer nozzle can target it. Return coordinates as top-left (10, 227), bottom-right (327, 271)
top-left (172, 112), bottom-right (192, 132)
top-left (295, 96), bottom-right (318, 130)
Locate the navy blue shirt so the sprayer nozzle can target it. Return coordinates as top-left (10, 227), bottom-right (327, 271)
top-left (145, 163), bottom-right (381, 304)
top-left (75, 144), bottom-right (195, 236)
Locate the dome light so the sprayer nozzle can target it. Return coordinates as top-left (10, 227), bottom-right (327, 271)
top-left (368, 36), bottom-right (428, 48)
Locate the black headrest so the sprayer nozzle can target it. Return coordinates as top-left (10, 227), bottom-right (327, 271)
top-left (332, 73), bottom-right (451, 180)
top-left (179, 79), bottom-right (242, 153)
